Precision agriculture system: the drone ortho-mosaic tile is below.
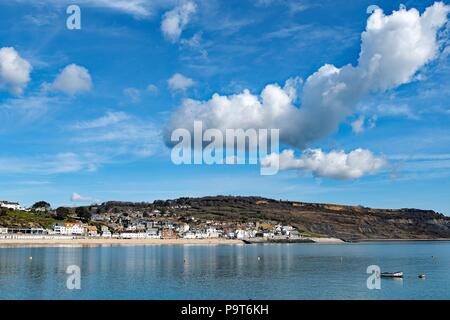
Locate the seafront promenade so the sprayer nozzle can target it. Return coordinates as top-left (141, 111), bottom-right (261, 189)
top-left (0, 234), bottom-right (344, 246)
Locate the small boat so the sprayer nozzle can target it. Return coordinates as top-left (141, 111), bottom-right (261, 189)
top-left (381, 271), bottom-right (403, 278)
top-left (418, 274), bottom-right (426, 279)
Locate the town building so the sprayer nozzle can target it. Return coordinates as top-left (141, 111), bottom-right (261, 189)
top-left (87, 226), bottom-right (98, 237)
top-left (161, 229), bottom-right (177, 239)
top-left (53, 222), bottom-right (85, 235)
top-left (101, 226), bottom-right (112, 238)
top-left (146, 228), bottom-right (160, 238)
top-left (0, 201), bottom-right (23, 211)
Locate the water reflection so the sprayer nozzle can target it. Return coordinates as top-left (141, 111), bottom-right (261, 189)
top-left (0, 242), bottom-right (449, 299)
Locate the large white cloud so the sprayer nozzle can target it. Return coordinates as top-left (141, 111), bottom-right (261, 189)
top-left (0, 47), bottom-right (32, 95)
top-left (48, 64), bottom-right (92, 95)
top-left (262, 148), bottom-right (386, 180)
top-left (166, 3), bottom-right (450, 149)
top-left (161, 1), bottom-right (197, 42)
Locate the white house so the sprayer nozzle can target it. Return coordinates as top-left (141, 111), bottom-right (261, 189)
top-left (53, 223), bottom-right (66, 235)
top-left (177, 223), bottom-right (190, 233)
top-left (235, 229), bottom-right (255, 239)
top-left (102, 230), bottom-right (112, 238)
top-left (0, 201), bottom-right (22, 210)
top-left (206, 227), bottom-right (220, 238)
top-left (101, 226), bottom-right (112, 238)
top-left (227, 232), bottom-right (236, 239)
top-left (263, 231), bottom-right (274, 238)
top-left (65, 223), bottom-right (85, 235)
top-left (182, 232), bottom-right (196, 239)
top-left (146, 228), bottom-right (160, 238)
top-left (120, 232), bottom-right (148, 239)
top-left (53, 223), bottom-right (85, 235)
top-left (0, 227), bottom-right (8, 234)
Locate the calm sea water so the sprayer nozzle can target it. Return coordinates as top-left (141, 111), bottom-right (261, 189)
top-left (0, 242), bottom-right (449, 300)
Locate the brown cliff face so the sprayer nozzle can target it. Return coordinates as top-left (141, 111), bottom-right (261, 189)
top-left (160, 196), bottom-right (450, 241)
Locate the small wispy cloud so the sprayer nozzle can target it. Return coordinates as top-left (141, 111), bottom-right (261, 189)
top-left (71, 192), bottom-right (98, 203)
top-left (0, 152), bottom-right (102, 175)
top-left (161, 1), bottom-right (197, 42)
top-left (167, 73), bottom-right (195, 92)
top-left (69, 112), bottom-right (164, 158)
top-left (71, 111), bottom-right (130, 130)
top-left (123, 87), bottom-right (141, 103)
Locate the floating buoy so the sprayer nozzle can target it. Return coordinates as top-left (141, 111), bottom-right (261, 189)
top-left (29, 256), bottom-right (32, 260)
top-left (257, 256), bottom-right (261, 261)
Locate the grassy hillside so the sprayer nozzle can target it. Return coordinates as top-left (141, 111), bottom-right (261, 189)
top-left (0, 210), bottom-right (62, 229)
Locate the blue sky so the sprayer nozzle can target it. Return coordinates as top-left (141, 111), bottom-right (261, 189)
top-left (0, 0), bottom-right (450, 214)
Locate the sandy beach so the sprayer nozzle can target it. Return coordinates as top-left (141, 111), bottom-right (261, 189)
top-left (0, 238), bottom-right (245, 247)
top-left (310, 237), bottom-right (345, 244)
top-left (0, 237), bottom-right (347, 247)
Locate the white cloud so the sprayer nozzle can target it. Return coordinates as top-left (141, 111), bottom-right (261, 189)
top-left (71, 192), bottom-right (97, 203)
top-left (147, 84), bottom-right (159, 94)
top-left (0, 47), bottom-right (32, 95)
top-left (351, 115), bottom-right (365, 134)
top-left (48, 64), bottom-right (92, 95)
top-left (166, 3), bottom-right (449, 149)
top-left (0, 152), bottom-right (100, 175)
top-left (123, 87), bottom-right (141, 103)
top-left (70, 112), bottom-right (162, 158)
top-left (359, 2), bottom-right (450, 91)
top-left (84, 0), bottom-right (155, 18)
top-left (262, 148), bottom-right (386, 180)
top-left (15, 0), bottom-right (175, 19)
top-left (376, 103), bottom-right (416, 119)
top-left (167, 73), bottom-right (195, 92)
top-left (71, 111), bottom-right (129, 130)
top-left (161, 1), bottom-right (197, 42)
top-left (0, 95), bottom-right (62, 130)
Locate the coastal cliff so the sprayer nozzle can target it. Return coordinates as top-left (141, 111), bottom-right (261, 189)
top-left (158, 196), bottom-right (450, 241)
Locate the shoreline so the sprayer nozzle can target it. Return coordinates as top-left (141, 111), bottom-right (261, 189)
top-left (1, 237), bottom-right (449, 247)
top-left (0, 237), bottom-right (343, 247)
top-left (0, 238), bottom-right (245, 247)
top-left (353, 238), bottom-right (450, 242)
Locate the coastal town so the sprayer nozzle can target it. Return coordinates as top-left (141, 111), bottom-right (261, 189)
top-left (2, 195), bottom-right (448, 243)
top-left (0, 199), bottom-right (307, 243)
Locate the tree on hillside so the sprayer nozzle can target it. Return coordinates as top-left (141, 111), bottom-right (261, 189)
top-left (56, 207), bottom-right (70, 220)
top-left (76, 207), bottom-right (92, 222)
top-left (32, 201), bottom-right (51, 211)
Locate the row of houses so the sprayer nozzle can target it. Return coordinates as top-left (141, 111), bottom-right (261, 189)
top-left (0, 201), bottom-right (26, 211)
